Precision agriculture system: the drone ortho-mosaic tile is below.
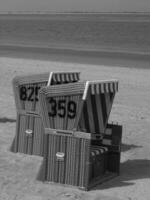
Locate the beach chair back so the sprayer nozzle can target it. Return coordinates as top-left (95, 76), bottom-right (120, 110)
top-left (11, 71), bottom-right (80, 155)
top-left (39, 82), bottom-right (85, 130)
top-left (13, 72), bottom-right (80, 113)
top-left (39, 79), bottom-right (118, 135)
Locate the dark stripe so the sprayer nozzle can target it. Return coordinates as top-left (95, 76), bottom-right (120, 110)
top-left (58, 136), bottom-right (65, 183)
top-left (74, 138), bottom-right (81, 186)
top-left (53, 74), bottom-right (57, 84)
top-left (60, 74), bottom-right (63, 83)
top-left (116, 82), bottom-right (119, 91)
top-left (72, 73), bottom-right (75, 82)
top-left (54, 74), bottom-right (58, 84)
top-left (73, 73), bottom-right (77, 82)
top-left (51, 77), bottom-right (55, 85)
top-left (85, 88), bottom-right (96, 133)
top-left (25, 115), bottom-right (30, 154)
top-left (63, 136), bottom-right (67, 183)
top-left (104, 83), bottom-right (107, 93)
top-left (90, 94), bottom-right (100, 134)
top-left (64, 74), bottom-right (68, 83)
top-left (15, 114), bottom-right (20, 152)
top-left (76, 73), bottom-right (79, 81)
top-left (54, 135), bottom-right (60, 182)
top-left (68, 74), bottom-right (71, 82)
top-left (100, 93), bottom-right (107, 127)
top-left (58, 74), bottom-right (61, 83)
top-left (45, 134), bottom-right (49, 180)
top-left (113, 82), bottom-right (115, 92)
top-left (30, 116), bottom-right (35, 155)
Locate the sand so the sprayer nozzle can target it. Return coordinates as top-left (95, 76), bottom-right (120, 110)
top-left (0, 47), bottom-right (150, 200)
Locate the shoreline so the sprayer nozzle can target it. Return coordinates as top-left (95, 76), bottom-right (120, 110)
top-left (1, 12), bottom-right (150, 15)
top-left (0, 44), bottom-right (150, 69)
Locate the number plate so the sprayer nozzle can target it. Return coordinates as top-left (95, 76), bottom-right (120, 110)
top-left (48, 98), bottom-right (77, 119)
top-left (19, 85), bottom-right (41, 102)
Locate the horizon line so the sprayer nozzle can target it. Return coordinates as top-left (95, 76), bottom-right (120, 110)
top-left (1, 11), bottom-right (150, 14)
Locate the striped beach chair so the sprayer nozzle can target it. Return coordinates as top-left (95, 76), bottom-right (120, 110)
top-left (37, 80), bottom-right (122, 190)
top-left (11, 72), bottom-right (80, 156)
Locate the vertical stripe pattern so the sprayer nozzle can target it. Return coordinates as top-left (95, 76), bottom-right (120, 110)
top-left (11, 72), bottom-right (80, 156)
top-left (38, 131), bottom-right (91, 189)
top-left (78, 81), bottom-right (118, 135)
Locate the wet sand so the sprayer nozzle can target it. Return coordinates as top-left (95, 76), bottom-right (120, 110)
top-left (1, 44), bottom-right (150, 69)
top-left (0, 46), bottom-right (150, 200)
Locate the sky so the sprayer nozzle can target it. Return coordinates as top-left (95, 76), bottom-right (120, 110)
top-left (0, 0), bottom-right (150, 13)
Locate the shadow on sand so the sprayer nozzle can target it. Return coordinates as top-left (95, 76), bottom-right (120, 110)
top-left (121, 143), bottom-right (142, 152)
top-left (94, 159), bottom-right (150, 190)
top-left (93, 144), bottom-right (147, 189)
top-left (0, 117), bottom-right (16, 123)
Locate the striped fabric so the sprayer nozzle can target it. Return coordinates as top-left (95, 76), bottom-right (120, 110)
top-left (11, 71), bottom-right (80, 156)
top-left (90, 81), bottom-right (118, 94)
top-left (51, 72), bottom-right (80, 85)
top-left (83, 80), bottom-right (118, 100)
top-left (37, 130), bottom-right (91, 189)
top-left (91, 146), bottom-right (108, 154)
top-left (39, 80), bottom-right (118, 136)
top-left (13, 72), bottom-right (80, 112)
top-left (13, 72), bottom-right (80, 87)
top-left (78, 80), bottom-right (118, 135)
top-left (38, 81), bottom-right (122, 190)
top-left (90, 146), bottom-right (108, 179)
top-left (37, 130), bottom-right (112, 190)
top-left (101, 123), bottom-right (122, 152)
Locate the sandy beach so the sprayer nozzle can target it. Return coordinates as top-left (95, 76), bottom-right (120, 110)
top-left (0, 46), bottom-right (150, 200)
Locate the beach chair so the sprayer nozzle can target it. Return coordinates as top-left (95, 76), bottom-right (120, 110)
top-left (37, 80), bottom-right (122, 190)
top-left (11, 72), bottom-right (80, 156)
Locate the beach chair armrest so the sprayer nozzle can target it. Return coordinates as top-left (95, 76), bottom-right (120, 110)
top-left (45, 128), bottom-right (92, 140)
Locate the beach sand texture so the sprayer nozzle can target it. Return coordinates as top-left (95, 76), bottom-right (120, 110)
top-left (0, 47), bottom-right (150, 200)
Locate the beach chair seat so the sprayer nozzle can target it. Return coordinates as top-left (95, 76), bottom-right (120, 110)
top-left (38, 80), bottom-right (122, 190)
top-left (11, 72), bottom-right (80, 156)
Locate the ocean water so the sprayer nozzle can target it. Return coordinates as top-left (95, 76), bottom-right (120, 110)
top-left (0, 13), bottom-right (150, 54)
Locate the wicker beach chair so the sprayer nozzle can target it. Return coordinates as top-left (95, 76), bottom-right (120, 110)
top-left (11, 72), bottom-right (80, 156)
top-left (38, 80), bottom-right (122, 190)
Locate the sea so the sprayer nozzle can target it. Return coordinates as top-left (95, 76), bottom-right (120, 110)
top-left (0, 13), bottom-right (150, 55)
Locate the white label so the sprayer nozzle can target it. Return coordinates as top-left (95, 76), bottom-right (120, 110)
top-left (56, 152), bottom-right (65, 161)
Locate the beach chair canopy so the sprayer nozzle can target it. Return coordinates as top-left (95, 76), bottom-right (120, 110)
top-left (39, 79), bottom-right (118, 135)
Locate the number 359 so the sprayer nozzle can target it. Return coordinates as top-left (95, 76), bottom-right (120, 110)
top-left (48, 98), bottom-right (76, 119)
